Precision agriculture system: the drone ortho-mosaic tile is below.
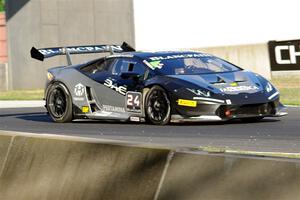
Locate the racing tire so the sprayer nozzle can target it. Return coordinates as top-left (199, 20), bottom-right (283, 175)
top-left (46, 82), bottom-right (73, 123)
top-left (241, 116), bottom-right (264, 123)
top-left (145, 86), bottom-right (171, 125)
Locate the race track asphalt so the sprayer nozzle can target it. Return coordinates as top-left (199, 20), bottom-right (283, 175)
top-left (0, 106), bottom-right (299, 153)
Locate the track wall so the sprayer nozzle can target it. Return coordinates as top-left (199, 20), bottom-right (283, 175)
top-left (0, 131), bottom-right (299, 200)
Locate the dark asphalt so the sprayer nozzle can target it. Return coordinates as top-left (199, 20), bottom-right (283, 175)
top-left (0, 107), bottom-right (299, 153)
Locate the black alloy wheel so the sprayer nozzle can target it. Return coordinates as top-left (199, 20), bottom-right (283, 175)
top-left (145, 86), bottom-right (171, 125)
top-left (46, 82), bottom-right (73, 123)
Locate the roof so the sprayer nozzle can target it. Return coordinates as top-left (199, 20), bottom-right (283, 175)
top-left (121, 50), bottom-right (210, 60)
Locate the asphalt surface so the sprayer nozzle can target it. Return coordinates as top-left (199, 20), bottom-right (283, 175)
top-left (0, 106), bottom-right (299, 153)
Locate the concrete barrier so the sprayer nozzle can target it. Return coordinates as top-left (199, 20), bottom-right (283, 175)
top-left (157, 151), bottom-right (300, 200)
top-left (0, 134), bottom-right (12, 169)
top-left (0, 131), bottom-right (299, 200)
top-left (0, 132), bottom-right (169, 200)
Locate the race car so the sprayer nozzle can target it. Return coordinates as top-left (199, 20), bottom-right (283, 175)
top-left (31, 42), bottom-right (287, 125)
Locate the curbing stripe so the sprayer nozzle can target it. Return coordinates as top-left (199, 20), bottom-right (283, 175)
top-left (0, 100), bottom-right (45, 108)
top-left (201, 146), bottom-right (300, 159)
top-left (225, 149), bottom-right (300, 159)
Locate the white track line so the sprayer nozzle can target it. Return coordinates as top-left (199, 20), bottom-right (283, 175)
top-left (0, 101), bottom-right (45, 108)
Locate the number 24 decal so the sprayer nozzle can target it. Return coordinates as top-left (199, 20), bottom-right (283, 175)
top-left (127, 94), bottom-right (140, 106)
top-left (126, 92), bottom-right (142, 112)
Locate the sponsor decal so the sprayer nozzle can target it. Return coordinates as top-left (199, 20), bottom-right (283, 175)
top-left (225, 99), bottom-right (232, 105)
top-left (94, 111), bottom-right (112, 117)
top-left (130, 116), bottom-right (140, 122)
top-left (107, 54), bottom-right (134, 58)
top-left (230, 82), bottom-right (238, 86)
top-left (148, 53), bottom-right (212, 61)
top-left (149, 61), bottom-right (164, 69)
top-left (220, 85), bottom-right (259, 93)
top-left (126, 92), bottom-right (142, 112)
top-left (187, 88), bottom-right (211, 97)
top-left (104, 78), bottom-right (127, 95)
top-left (193, 96), bottom-right (225, 104)
top-left (177, 99), bottom-right (197, 107)
top-left (102, 105), bottom-right (125, 112)
top-left (266, 82), bottom-right (273, 93)
top-left (73, 97), bottom-right (85, 101)
top-left (82, 106), bottom-right (89, 113)
top-left (143, 60), bottom-right (163, 70)
top-left (74, 83), bottom-right (85, 96)
top-left (39, 45), bottom-right (123, 55)
top-left (268, 40), bottom-right (300, 71)
top-left (73, 83), bottom-right (85, 101)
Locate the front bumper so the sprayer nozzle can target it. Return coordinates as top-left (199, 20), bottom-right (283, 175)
top-left (171, 99), bottom-right (287, 123)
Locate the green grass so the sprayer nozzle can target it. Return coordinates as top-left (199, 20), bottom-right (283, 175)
top-left (0, 0), bottom-right (4, 12)
top-left (0, 89), bottom-right (44, 100)
top-left (0, 76), bottom-right (298, 103)
top-left (271, 76), bottom-right (300, 105)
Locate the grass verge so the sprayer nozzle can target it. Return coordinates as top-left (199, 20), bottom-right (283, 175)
top-left (271, 76), bottom-right (300, 105)
top-left (0, 89), bottom-right (44, 100)
top-left (0, 76), bottom-right (298, 103)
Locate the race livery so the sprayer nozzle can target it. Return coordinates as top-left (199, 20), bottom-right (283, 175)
top-left (31, 42), bottom-right (287, 125)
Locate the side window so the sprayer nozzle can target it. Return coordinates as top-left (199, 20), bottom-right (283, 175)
top-left (97, 58), bottom-right (115, 72)
top-left (81, 58), bottom-right (115, 74)
top-left (110, 59), bottom-right (129, 75)
top-left (130, 61), bottom-right (146, 75)
top-left (108, 58), bottom-right (146, 76)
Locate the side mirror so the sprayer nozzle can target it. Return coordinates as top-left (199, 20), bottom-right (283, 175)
top-left (120, 72), bottom-right (141, 80)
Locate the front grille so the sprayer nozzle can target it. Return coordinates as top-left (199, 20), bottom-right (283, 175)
top-left (217, 102), bottom-right (276, 118)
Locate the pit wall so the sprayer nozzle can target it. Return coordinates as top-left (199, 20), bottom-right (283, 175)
top-left (194, 43), bottom-right (271, 79)
top-left (0, 131), bottom-right (299, 200)
top-left (0, 63), bottom-right (8, 91)
top-left (6, 0), bottom-right (135, 90)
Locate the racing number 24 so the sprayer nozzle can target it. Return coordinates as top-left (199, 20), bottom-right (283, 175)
top-left (127, 94), bottom-right (140, 107)
top-left (126, 92), bottom-right (142, 112)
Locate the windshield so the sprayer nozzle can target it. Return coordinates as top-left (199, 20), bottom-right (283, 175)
top-left (145, 55), bottom-right (241, 75)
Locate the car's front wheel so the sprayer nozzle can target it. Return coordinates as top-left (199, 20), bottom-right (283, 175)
top-left (46, 82), bottom-right (73, 123)
top-left (145, 86), bottom-right (171, 125)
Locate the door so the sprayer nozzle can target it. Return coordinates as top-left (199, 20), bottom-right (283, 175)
top-left (89, 57), bottom-right (146, 114)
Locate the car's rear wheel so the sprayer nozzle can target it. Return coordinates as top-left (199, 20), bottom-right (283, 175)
top-left (241, 116), bottom-right (264, 123)
top-left (145, 86), bottom-right (171, 125)
top-left (46, 82), bottom-right (73, 123)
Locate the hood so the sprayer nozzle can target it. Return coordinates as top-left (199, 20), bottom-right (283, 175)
top-left (167, 70), bottom-right (263, 95)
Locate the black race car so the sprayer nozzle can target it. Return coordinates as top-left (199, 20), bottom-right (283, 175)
top-left (31, 42), bottom-right (287, 125)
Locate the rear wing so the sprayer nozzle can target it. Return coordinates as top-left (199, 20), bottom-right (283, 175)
top-left (31, 42), bottom-right (135, 65)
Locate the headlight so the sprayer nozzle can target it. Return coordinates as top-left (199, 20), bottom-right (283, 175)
top-left (187, 88), bottom-right (211, 97)
top-left (265, 82), bottom-right (273, 93)
top-left (47, 72), bottom-right (54, 81)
